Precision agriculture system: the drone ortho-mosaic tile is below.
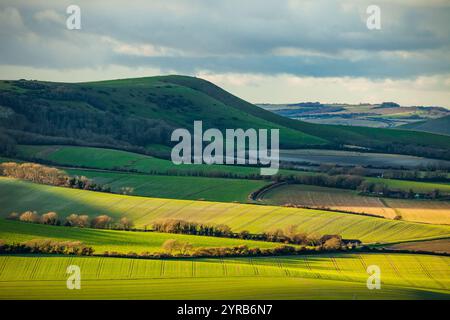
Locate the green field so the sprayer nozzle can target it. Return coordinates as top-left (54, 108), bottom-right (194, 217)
top-left (367, 177), bottom-right (450, 194)
top-left (1, 177), bottom-right (449, 244)
top-left (0, 254), bottom-right (448, 299)
top-left (0, 219), bottom-right (282, 254)
top-left (17, 145), bottom-right (291, 177)
top-left (17, 145), bottom-right (450, 195)
top-left (65, 169), bottom-right (267, 203)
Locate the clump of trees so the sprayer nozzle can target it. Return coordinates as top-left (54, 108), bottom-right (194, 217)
top-left (0, 162), bottom-right (68, 186)
top-left (18, 211), bottom-right (41, 223)
top-left (65, 214), bottom-right (90, 227)
top-left (90, 215), bottom-right (114, 229)
top-left (117, 217), bottom-right (134, 230)
top-left (0, 239), bottom-right (94, 255)
top-left (161, 239), bottom-right (193, 255)
top-left (0, 162), bottom-right (111, 192)
top-left (41, 211), bottom-right (59, 225)
top-left (67, 175), bottom-right (111, 192)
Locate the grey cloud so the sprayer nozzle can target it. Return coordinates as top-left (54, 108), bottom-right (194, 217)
top-left (0, 0), bottom-right (449, 78)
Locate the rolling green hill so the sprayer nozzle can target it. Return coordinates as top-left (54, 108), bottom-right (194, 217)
top-left (1, 177), bottom-right (449, 244)
top-left (1, 76), bottom-right (449, 159)
top-left (1, 254), bottom-right (448, 299)
top-left (400, 115), bottom-right (450, 136)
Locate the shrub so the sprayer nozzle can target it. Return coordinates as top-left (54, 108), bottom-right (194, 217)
top-left (19, 211), bottom-right (40, 223)
top-left (117, 217), bottom-right (134, 230)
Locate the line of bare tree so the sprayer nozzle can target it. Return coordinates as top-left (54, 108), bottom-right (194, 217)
top-left (7, 211), bottom-right (133, 230)
top-left (0, 239), bottom-right (94, 255)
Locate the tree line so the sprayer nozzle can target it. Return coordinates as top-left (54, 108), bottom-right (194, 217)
top-left (0, 239), bottom-right (94, 255)
top-left (104, 239), bottom-right (360, 260)
top-left (7, 211), bottom-right (134, 230)
top-left (151, 219), bottom-right (355, 247)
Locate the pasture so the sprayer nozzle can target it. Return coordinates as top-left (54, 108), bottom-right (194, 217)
top-left (0, 254), bottom-right (448, 299)
top-left (1, 177), bottom-right (449, 244)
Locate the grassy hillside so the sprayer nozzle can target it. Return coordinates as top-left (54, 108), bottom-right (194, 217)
top-left (1, 76), bottom-right (450, 159)
top-left (400, 115), bottom-right (450, 136)
top-left (0, 76), bottom-right (325, 153)
top-left (1, 254), bottom-right (448, 299)
top-left (161, 76), bottom-right (450, 156)
top-left (0, 220), bottom-right (281, 254)
top-left (1, 177), bottom-right (449, 243)
top-left (259, 184), bottom-right (450, 224)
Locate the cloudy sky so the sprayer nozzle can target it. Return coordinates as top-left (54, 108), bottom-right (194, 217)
top-left (1, 0), bottom-right (450, 106)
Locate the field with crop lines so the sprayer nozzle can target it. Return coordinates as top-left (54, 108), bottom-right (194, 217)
top-left (0, 254), bottom-right (448, 299)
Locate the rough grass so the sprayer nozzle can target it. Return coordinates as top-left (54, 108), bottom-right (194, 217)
top-left (0, 254), bottom-right (448, 299)
top-left (1, 177), bottom-right (449, 244)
